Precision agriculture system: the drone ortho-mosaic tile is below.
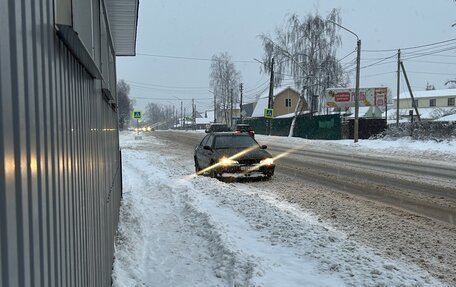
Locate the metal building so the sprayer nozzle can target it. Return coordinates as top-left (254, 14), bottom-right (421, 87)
top-left (0, 0), bottom-right (138, 286)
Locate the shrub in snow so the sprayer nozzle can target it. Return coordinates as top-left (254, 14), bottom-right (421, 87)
top-left (377, 122), bottom-right (456, 141)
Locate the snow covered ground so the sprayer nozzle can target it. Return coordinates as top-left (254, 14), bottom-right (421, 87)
top-left (112, 132), bottom-right (447, 286)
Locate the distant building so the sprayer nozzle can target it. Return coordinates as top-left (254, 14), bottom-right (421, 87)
top-left (241, 102), bottom-right (256, 118)
top-left (395, 89), bottom-right (456, 109)
top-left (251, 86), bottom-right (307, 118)
top-left (390, 89), bottom-right (456, 121)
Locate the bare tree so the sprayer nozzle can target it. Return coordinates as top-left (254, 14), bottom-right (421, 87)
top-left (117, 80), bottom-right (133, 130)
top-left (259, 9), bottom-right (349, 114)
top-left (209, 52), bottom-right (241, 125)
top-left (144, 102), bottom-right (174, 129)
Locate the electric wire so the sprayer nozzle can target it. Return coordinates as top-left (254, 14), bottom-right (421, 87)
top-left (362, 37), bottom-right (456, 53)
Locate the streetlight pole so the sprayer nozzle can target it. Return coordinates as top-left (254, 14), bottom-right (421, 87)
top-left (327, 20), bottom-right (361, 143)
top-left (208, 90), bottom-right (216, 123)
top-left (354, 39), bottom-right (361, 143)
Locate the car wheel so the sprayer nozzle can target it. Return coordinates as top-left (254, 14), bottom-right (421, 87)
top-left (194, 157), bottom-right (201, 173)
top-left (209, 161), bottom-right (218, 178)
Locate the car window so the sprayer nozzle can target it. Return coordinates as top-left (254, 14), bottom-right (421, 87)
top-left (206, 135), bottom-right (214, 147)
top-left (214, 135), bottom-right (258, 149)
top-left (200, 135), bottom-right (210, 146)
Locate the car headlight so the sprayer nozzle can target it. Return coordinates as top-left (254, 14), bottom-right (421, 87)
top-left (260, 158), bottom-right (274, 165)
top-left (218, 157), bottom-right (239, 166)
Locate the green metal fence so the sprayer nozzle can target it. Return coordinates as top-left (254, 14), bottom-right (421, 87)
top-left (245, 114), bottom-right (341, 140)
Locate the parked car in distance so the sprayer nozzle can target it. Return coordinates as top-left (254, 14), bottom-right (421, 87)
top-left (234, 123), bottom-right (254, 138)
top-left (205, 123), bottom-right (231, 133)
top-left (194, 132), bottom-right (275, 179)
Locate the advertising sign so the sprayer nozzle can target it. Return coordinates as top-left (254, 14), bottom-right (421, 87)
top-left (326, 87), bottom-right (388, 109)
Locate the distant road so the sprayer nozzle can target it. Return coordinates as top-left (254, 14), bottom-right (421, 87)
top-left (151, 130), bottom-right (456, 225)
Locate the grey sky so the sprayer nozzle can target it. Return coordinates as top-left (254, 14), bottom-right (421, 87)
top-left (117, 0), bottom-right (456, 113)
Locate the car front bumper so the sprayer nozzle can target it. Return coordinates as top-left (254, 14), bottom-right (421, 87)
top-left (214, 164), bottom-right (275, 176)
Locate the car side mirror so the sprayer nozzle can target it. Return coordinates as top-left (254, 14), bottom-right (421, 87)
top-left (203, 145), bottom-right (213, 152)
top-left (261, 145), bottom-right (267, 149)
top-left (205, 129), bottom-right (209, 133)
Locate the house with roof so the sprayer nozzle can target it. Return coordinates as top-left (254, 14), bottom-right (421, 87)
top-left (390, 89), bottom-right (456, 121)
top-left (251, 86), bottom-right (308, 118)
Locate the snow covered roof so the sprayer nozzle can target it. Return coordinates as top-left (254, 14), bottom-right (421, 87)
top-left (386, 107), bottom-right (456, 120)
top-left (398, 89), bottom-right (456, 100)
top-left (195, 117), bottom-right (212, 125)
top-left (346, 107), bottom-right (383, 118)
top-left (251, 86), bottom-right (300, 118)
top-left (434, 113), bottom-right (456, 122)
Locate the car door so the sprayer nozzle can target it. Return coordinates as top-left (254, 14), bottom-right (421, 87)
top-left (200, 135), bottom-right (215, 168)
top-left (195, 135), bottom-right (209, 165)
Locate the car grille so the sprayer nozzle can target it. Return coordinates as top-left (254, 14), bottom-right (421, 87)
top-left (238, 159), bottom-right (261, 165)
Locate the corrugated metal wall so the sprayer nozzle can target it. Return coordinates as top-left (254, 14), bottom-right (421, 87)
top-left (0, 0), bottom-right (122, 286)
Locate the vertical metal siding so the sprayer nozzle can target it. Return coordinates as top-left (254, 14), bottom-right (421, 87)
top-left (0, 0), bottom-right (122, 286)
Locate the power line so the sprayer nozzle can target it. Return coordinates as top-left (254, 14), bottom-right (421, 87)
top-left (362, 37), bottom-right (456, 52)
top-left (337, 49), bottom-right (357, 63)
top-left (407, 71), bottom-right (456, 76)
top-left (360, 53), bottom-right (397, 69)
top-left (136, 52), bottom-right (257, 63)
top-left (132, 96), bottom-right (212, 101)
top-left (125, 80), bottom-right (209, 90)
top-left (361, 71), bottom-right (396, 79)
top-left (405, 59), bottom-right (456, 65)
top-left (128, 83), bottom-right (211, 95)
top-left (402, 45), bottom-right (456, 60)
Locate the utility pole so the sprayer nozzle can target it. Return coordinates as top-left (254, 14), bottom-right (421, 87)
top-left (267, 57), bottom-right (275, 136)
top-left (214, 94), bottom-right (217, 123)
top-left (184, 107), bottom-right (186, 129)
top-left (240, 83), bottom-right (243, 123)
top-left (400, 61), bottom-right (421, 121)
top-left (172, 105), bottom-right (175, 128)
top-left (180, 101), bottom-right (183, 128)
top-left (354, 39), bottom-right (361, 143)
top-left (230, 88), bottom-right (234, 128)
top-left (396, 49), bottom-right (401, 127)
top-left (192, 98), bottom-right (195, 130)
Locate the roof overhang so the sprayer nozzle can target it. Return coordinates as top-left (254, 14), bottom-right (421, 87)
top-left (105, 0), bottom-right (139, 56)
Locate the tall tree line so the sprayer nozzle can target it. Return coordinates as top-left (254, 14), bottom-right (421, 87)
top-left (117, 80), bottom-right (133, 130)
top-left (144, 102), bottom-right (176, 128)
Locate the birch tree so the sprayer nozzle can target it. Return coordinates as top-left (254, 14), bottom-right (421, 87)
top-left (260, 9), bottom-right (349, 113)
top-left (209, 52), bottom-right (241, 124)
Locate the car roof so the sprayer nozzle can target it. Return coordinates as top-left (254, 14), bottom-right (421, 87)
top-left (211, 132), bottom-right (249, 136)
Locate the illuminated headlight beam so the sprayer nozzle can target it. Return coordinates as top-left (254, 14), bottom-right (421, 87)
top-left (194, 145), bottom-right (259, 176)
top-left (241, 145), bottom-right (305, 175)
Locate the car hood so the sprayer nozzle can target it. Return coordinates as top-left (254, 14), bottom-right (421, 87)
top-left (213, 147), bottom-right (271, 160)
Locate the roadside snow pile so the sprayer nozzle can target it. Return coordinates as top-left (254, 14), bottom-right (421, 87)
top-left (324, 138), bottom-right (456, 162)
top-left (255, 134), bottom-right (456, 162)
top-left (112, 132), bottom-right (445, 286)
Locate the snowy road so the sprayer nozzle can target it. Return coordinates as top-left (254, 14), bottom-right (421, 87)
top-left (112, 132), bottom-right (452, 286)
top-left (154, 130), bottom-right (456, 224)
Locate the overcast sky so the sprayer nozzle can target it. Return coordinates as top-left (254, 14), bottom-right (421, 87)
top-left (117, 0), bottom-right (456, 113)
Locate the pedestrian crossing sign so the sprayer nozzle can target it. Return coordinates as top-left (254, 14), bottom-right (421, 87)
top-left (132, 110), bottom-right (142, 120)
top-left (264, 108), bottom-right (274, 118)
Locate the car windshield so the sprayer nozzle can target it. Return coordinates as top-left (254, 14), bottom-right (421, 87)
top-left (214, 135), bottom-right (258, 149)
